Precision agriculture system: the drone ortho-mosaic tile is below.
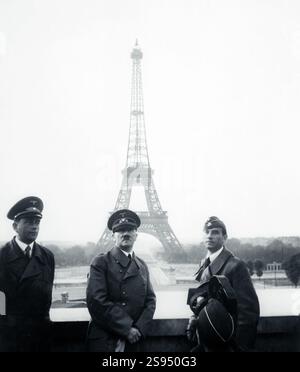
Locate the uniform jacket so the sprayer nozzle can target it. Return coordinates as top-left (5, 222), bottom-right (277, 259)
top-left (0, 238), bottom-right (55, 351)
top-left (86, 247), bottom-right (156, 351)
top-left (193, 248), bottom-right (260, 350)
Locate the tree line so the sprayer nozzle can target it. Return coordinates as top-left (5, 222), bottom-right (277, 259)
top-left (47, 237), bottom-right (300, 267)
top-left (45, 242), bottom-right (97, 267)
top-left (182, 238), bottom-right (299, 265)
top-left (45, 238), bottom-right (300, 287)
top-left (181, 238), bottom-right (300, 287)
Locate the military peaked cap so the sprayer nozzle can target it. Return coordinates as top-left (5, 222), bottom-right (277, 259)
top-left (7, 196), bottom-right (43, 221)
top-left (108, 209), bottom-right (141, 232)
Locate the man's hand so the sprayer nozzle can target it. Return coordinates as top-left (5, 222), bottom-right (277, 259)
top-left (186, 315), bottom-right (198, 342)
top-left (126, 327), bottom-right (142, 344)
top-left (0, 291), bottom-right (6, 315)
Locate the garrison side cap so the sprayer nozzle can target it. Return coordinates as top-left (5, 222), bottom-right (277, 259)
top-left (204, 216), bottom-right (227, 235)
top-left (7, 196), bottom-right (44, 221)
top-left (108, 209), bottom-right (141, 233)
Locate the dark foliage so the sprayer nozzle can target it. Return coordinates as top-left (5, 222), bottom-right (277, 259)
top-left (283, 253), bottom-right (300, 287)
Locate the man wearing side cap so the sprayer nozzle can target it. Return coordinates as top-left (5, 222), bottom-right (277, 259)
top-left (187, 216), bottom-right (260, 351)
top-left (0, 196), bottom-right (55, 352)
top-left (86, 209), bottom-right (156, 352)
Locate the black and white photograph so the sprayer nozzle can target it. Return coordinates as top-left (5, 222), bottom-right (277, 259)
top-left (0, 0), bottom-right (300, 354)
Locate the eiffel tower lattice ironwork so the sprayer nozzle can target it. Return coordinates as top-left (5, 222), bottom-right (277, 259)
top-left (97, 41), bottom-right (185, 260)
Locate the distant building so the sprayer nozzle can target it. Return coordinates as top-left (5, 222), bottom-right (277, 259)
top-left (267, 262), bottom-right (282, 271)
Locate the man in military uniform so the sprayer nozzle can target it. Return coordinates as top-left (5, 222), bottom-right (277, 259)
top-left (86, 209), bottom-right (156, 352)
top-left (0, 196), bottom-right (55, 352)
top-left (188, 216), bottom-right (260, 351)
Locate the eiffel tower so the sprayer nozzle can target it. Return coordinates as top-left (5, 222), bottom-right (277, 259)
top-left (97, 41), bottom-right (185, 261)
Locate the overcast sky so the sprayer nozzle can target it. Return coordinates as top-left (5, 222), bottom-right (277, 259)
top-left (0, 0), bottom-right (300, 247)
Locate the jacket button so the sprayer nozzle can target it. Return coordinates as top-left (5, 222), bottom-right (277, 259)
top-left (119, 269), bottom-right (123, 273)
top-left (122, 291), bottom-right (126, 295)
top-left (122, 302), bottom-right (126, 306)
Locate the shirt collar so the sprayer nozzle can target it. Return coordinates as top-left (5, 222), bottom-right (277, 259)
top-left (206, 246), bottom-right (224, 263)
top-left (120, 249), bottom-right (134, 257)
top-left (15, 237), bottom-right (34, 253)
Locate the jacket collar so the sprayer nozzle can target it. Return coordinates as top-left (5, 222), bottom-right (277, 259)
top-left (110, 246), bottom-right (141, 279)
top-left (111, 246), bottom-right (132, 267)
top-left (205, 246), bottom-right (224, 264)
top-left (31, 242), bottom-right (46, 265)
top-left (196, 247), bottom-right (233, 283)
top-left (6, 239), bottom-right (25, 263)
top-left (6, 239), bottom-right (46, 282)
top-left (209, 247), bottom-right (233, 276)
top-left (7, 238), bottom-right (45, 264)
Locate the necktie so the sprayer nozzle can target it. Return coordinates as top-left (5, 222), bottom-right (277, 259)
top-left (25, 246), bottom-right (31, 259)
top-left (195, 257), bottom-right (210, 279)
top-left (128, 254), bottom-right (132, 261)
top-left (203, 257), bottom-right (210, 269)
